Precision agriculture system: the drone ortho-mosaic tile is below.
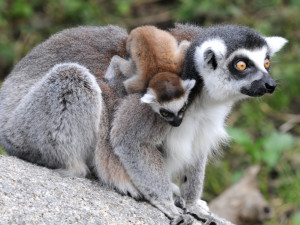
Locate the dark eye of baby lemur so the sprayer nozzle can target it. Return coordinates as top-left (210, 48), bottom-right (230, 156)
top-left (179, 104), bottom-right (187, 113)
top-left (159, 109), bottom-right (174, 118)
top-left (160, 104), bottom-right (187, 119)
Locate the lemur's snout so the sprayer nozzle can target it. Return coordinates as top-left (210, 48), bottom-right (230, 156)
top-left (241, 73), bottom-right (277, 97)
top-left (265, 79), bottom-right (276, 93)
top-left (169, 117), bottom-right (183, 127)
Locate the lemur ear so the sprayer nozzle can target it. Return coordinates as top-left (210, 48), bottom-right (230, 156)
top-left (140, 90), bottom-right (157, 104)
top-left (194, 39), bottom-right (227, 70)
top-left (265, 36), bottom-right (288, 56)
top-left (182, 79), bottom-right (196, 92)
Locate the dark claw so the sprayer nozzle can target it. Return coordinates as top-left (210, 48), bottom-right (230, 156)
top-left (170, 214), bottom-right (194, 225)
top-left (175, 196), bottom-right (186, 209)
top-left (188, 212), bottom-right (207, 223)
top-left (187, 211), bottom-right (235, 225)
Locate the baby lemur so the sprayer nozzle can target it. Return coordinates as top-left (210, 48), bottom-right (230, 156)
top-left (105, 25), bottom-right (190, 94)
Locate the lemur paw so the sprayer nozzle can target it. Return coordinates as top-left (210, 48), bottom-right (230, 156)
top-left (170, 214), bottom-right (194, 225)
top-left (104, 55), bottom-right (122, 80)
top-left (104, 63), bottom-right (116, 80)
top-left (186, 204), bottom-right (235, 225)
top-left (174, 196), bottom-right (186, 209)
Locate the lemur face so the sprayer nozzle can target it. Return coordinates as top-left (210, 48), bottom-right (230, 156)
top-left (157, 98), bottom-right (188, 127)
top-left (141, 78), bottom-right (195, 127)
top-left (227, 47), bottom-right (275, 97)
top-left (141, 93), bottom-right (189, 127)
top-left (190, 25), bottom-right (287, 102)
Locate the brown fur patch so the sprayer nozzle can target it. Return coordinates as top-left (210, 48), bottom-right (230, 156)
top-left (148, 72), bottom-right (185, 103)
top-left (126, 26), bottom-right (187, 93)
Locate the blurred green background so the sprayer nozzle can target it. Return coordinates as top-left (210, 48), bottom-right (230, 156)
top-left (0, 0), bottom-right (299, 224)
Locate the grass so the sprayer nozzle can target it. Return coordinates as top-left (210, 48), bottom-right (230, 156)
top-left (0, 145), bottom-right (6, 155)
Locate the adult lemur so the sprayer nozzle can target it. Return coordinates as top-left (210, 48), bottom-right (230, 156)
top-left (0, 24), bottom-right (287, 225)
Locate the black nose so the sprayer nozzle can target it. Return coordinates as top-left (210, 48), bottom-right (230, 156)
top-left (169, 117), bottom-right (182, 127)
top-left (265, 80), bottom-right (276, 93)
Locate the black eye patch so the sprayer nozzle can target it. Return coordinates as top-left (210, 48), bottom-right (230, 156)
top-left (179, 104), bottom-right (187, 113)
top-left (228, 55), bottom-right (257, 80)
top-left (159, 109), bottom-right (174, 118)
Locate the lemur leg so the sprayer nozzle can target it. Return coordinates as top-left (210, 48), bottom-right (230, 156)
top-left (181, 154), bottom-right (234, 225)
top-left (171, 182), bottom-right (187, 210)
top-left (104, 55), bottom-right (135, 80)
top-left (2, 63), bottom-right (102, 178)
top-left (114, 144), bottom-right (194, 225)
top-left (123, 75), bottom-right (146, 94)
top-left (180, 153), bottom-right (208, 210)
top-left (171, 182), bottom-right (181, 197)
top-left (105, 55), bottom-right (144, 94)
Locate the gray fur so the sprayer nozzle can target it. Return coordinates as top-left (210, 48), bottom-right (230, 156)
top-left (1, 63), bottom-right (102, 177)
top-left (0, 25), bottom-right (128, 177)
top-left (111, 94), bottom-right (174, 214)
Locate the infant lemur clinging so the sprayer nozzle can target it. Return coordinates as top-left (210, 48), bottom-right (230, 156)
top-left (106, 25), bottom-right (192, 126)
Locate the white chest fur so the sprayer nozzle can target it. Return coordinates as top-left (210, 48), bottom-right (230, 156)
top-left (164, 92), bottom-right (233, 178)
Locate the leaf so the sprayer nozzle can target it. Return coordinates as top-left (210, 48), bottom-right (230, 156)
top-left (261, 132), bottom-right (294, 167)
top-left (263, 132), bottom-right (294, 153)
top-left (292, 213), bottom-right (300, 225)
top-left (231, 170), bottom-right (243, 184)
top-left (0, 145), bottom-right (7, 155)
top-left (261, 149), bottom-right (280, 167)
top-left (227, 127), bottom-right (252, 147)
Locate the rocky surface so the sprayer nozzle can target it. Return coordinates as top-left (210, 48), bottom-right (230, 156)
top-left (0, 155), bottom-right (171, 225)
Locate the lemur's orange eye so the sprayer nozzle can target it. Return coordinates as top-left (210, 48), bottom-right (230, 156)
top-left (236, 61), bottom-right (246, 71)
top-left (264, 58), bottom-right (270, 69)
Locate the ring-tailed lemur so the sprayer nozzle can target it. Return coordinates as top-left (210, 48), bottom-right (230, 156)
top-left (160, 24), bottom-right (287, 223)
top-left (0, 24), bottom-right (287, 225)
top-left (105, 25), bottom-right (190, 94)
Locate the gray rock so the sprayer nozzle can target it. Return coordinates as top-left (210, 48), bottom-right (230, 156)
top-left (0, 155), bottom-right (171, 225)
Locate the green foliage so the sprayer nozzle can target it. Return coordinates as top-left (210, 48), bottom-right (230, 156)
top-left (0, 145), bottom-right (6, 155)
top-left (228, 128), bottom-right (294, 167)
top-left (292, 213), bottom-right (300, 225)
